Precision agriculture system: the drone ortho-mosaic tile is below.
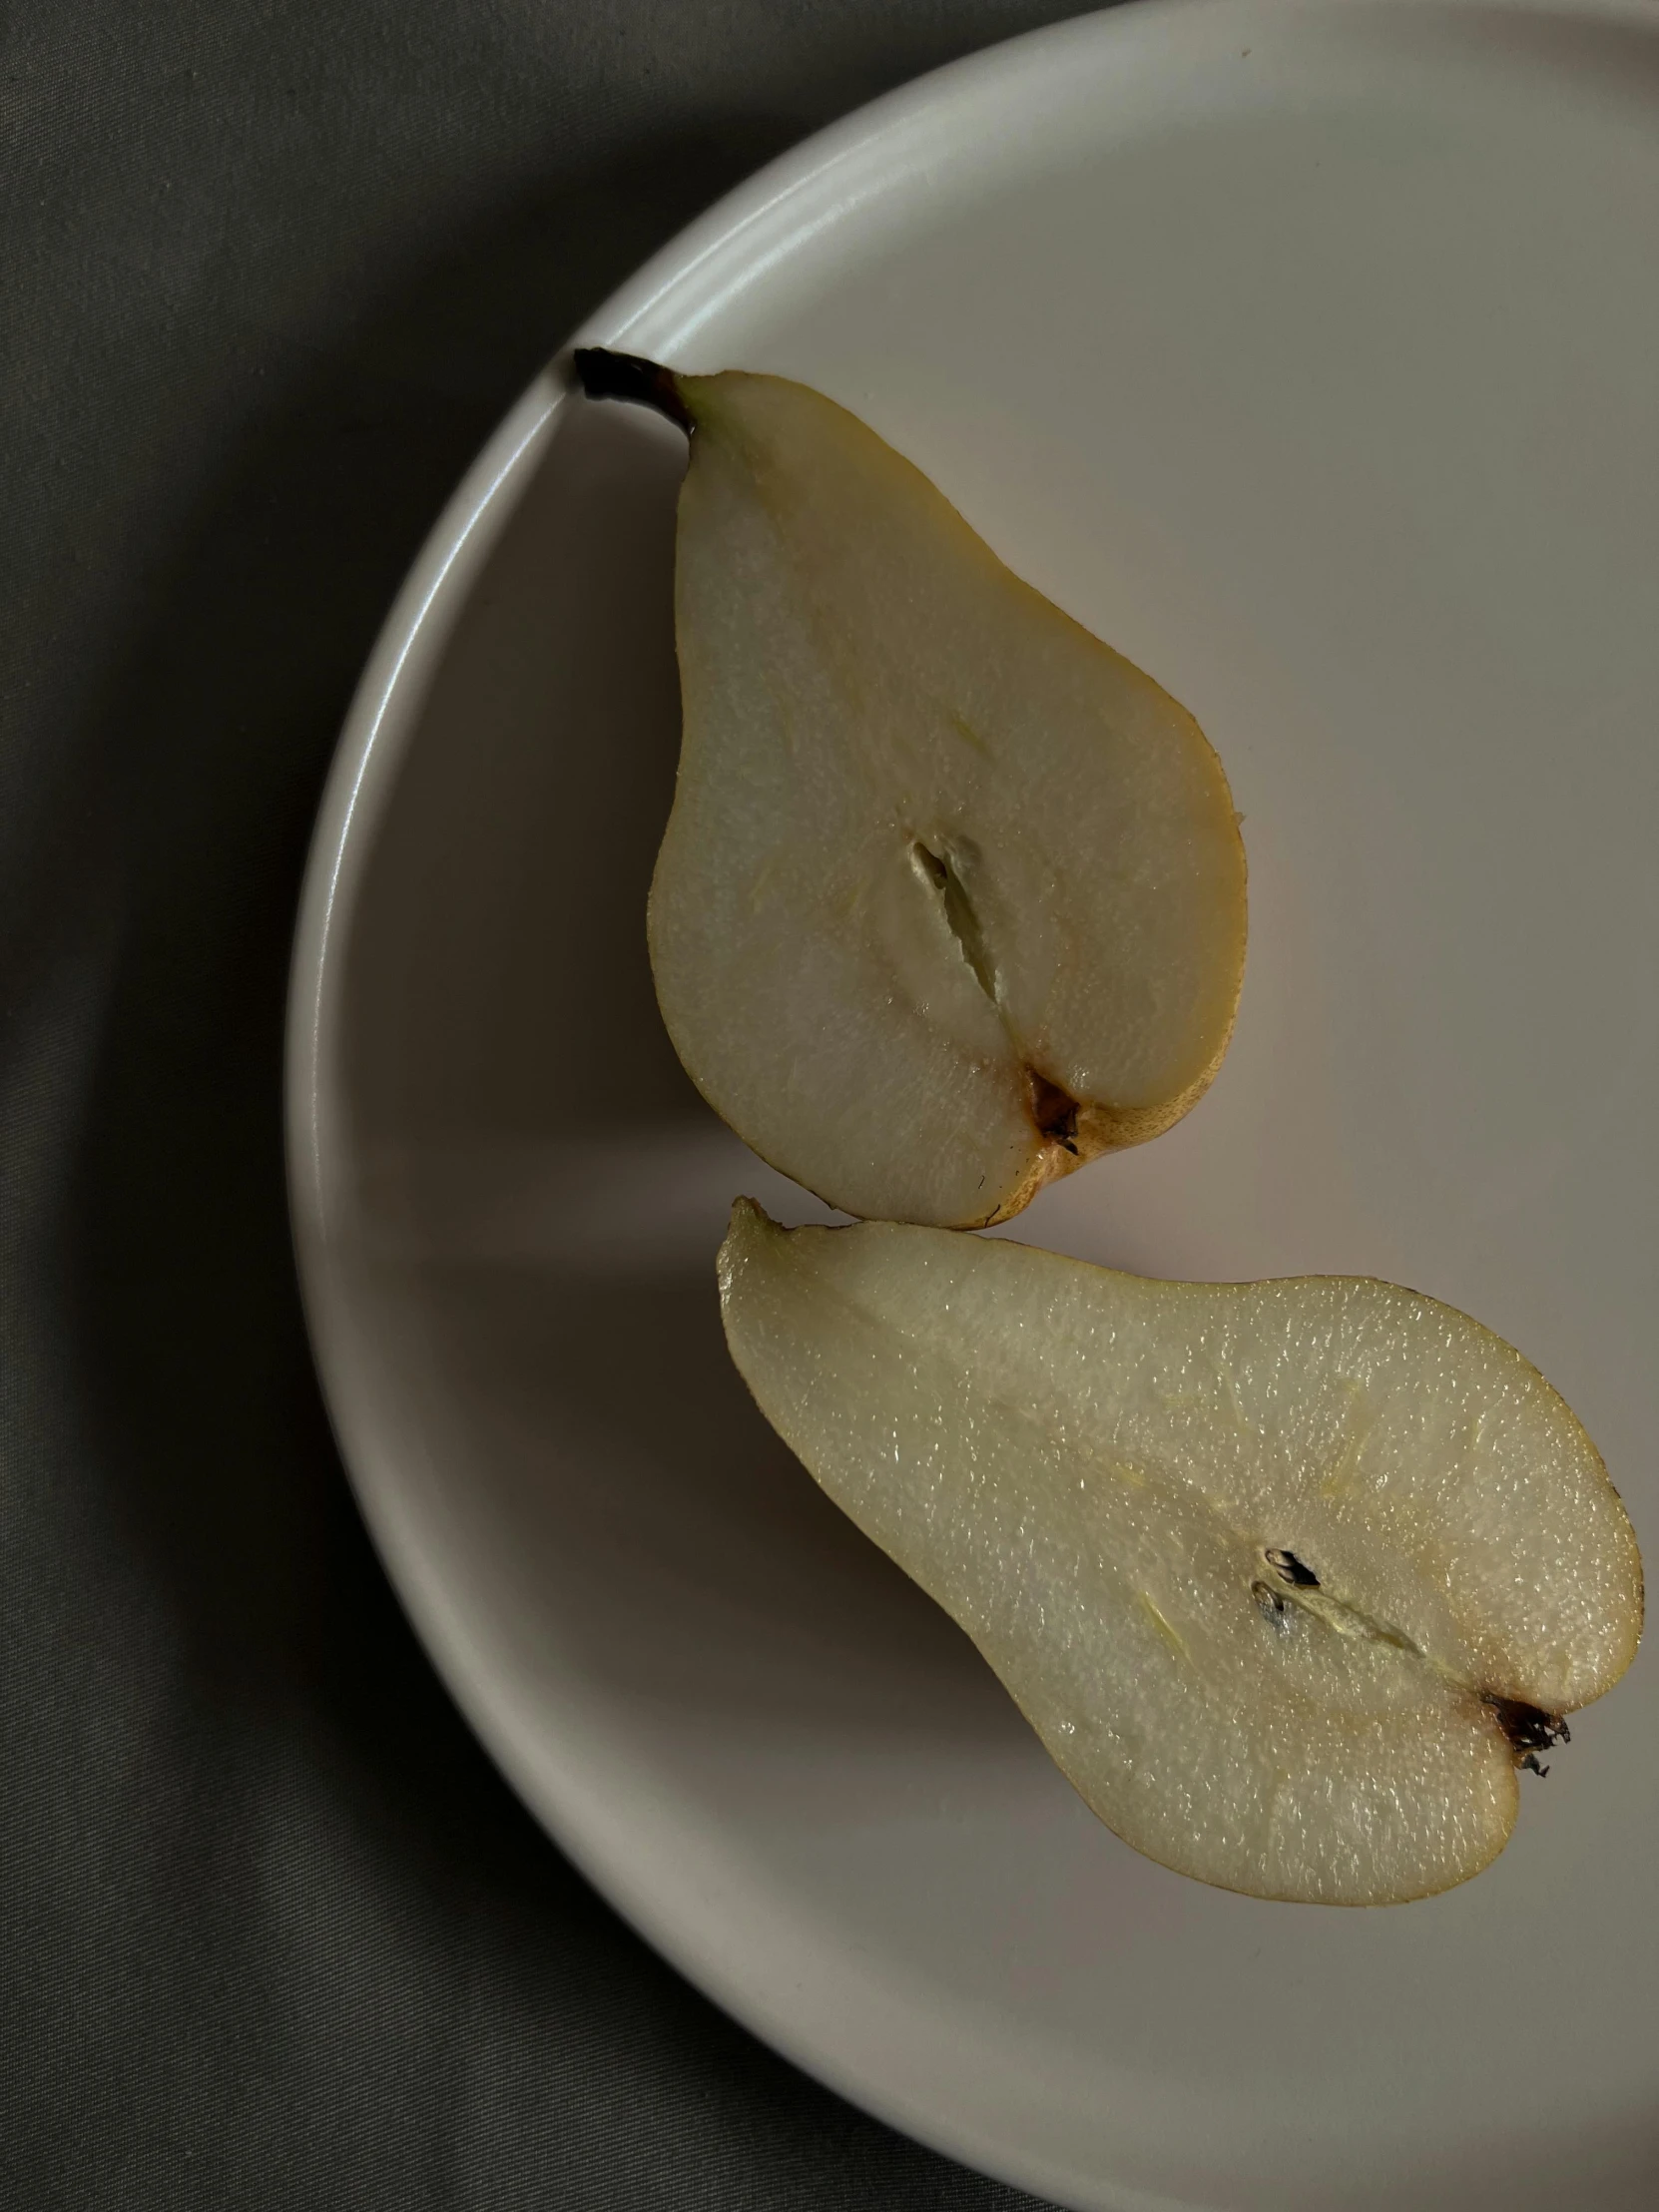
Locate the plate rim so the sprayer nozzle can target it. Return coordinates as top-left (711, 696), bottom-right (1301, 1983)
top-left (284, 3), bottom-right (1659, 2204)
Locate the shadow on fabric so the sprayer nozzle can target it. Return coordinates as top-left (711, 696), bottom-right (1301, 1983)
top-left (46, 107), bottom-right (1053, 2212)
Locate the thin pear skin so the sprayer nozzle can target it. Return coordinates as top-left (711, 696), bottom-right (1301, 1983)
top-left (718, 1201), bottom-right (1643, 1906)
top-left (618, 357), bottom-right (1247, 1229)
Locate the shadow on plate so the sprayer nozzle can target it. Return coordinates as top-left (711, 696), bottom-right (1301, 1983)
top-left (332, 391), bottom-right (1028, 1761)
top-left (60, 118), bottom-right (834, 1808)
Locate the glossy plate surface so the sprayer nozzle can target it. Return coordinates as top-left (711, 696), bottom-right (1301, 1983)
top-left (287, 4), bottom-right (1659, 2204)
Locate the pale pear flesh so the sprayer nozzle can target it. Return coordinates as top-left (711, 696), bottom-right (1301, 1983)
top-left (719, 1202), bottom-right (1643, 1906)
top-left (578, 351), bottom-right (1247, 1229)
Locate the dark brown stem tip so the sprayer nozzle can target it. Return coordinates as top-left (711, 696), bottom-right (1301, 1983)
top-left (573, 347), bottom-right (693, 433)
top-left (1484, 1694), bottom-right (1570, 1762)
top-left (1029, 1071), bottom-right (1080, 1154)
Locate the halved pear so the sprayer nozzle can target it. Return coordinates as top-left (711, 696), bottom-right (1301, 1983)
top-left (719, 1200), bottom-right (1643, 1905)
top-left (576, 349), bottom-right (1247, 1228)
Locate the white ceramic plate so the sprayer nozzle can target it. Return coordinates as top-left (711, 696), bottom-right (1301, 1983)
top-left (286, 3), bottom-right (1659, 2204)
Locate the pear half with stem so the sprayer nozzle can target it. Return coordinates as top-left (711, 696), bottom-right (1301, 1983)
top-left (719, 1200), bottom-right (1643, 1905)
top-left (576, 348), bottom-right (1247, 1229)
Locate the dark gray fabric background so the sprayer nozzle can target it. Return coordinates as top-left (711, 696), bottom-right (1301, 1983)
top-left (0, 3), bottom-right (1118, 2205)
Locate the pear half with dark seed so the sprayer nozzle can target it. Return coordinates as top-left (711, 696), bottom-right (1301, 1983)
top-left (718, 1201), bottom-right (1643, 1905)
top-left (576, 348), bottom-right (1247, 1228)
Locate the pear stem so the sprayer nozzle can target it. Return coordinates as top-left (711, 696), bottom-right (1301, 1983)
top-left (573, 347), bottom-right (693, 434)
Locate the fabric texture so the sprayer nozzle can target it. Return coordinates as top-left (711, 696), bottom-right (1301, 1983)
top-left (0, 2), bottom-right (1098, 2204)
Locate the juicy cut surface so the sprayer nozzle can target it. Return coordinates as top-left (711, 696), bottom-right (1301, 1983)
top-left (720, 1204), bottom-right (1643, 1904)
top-left (650, 370), bottom-right (1247, 1228)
